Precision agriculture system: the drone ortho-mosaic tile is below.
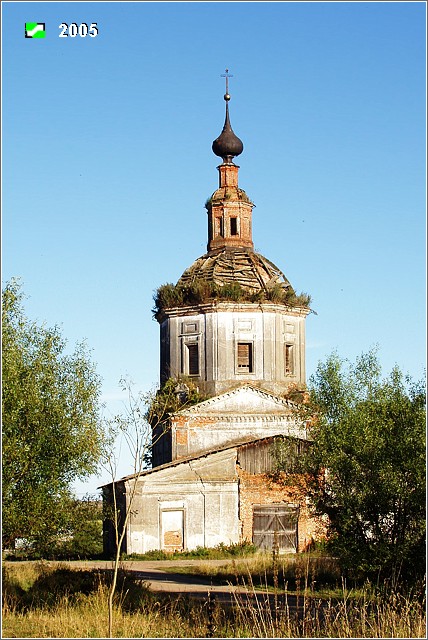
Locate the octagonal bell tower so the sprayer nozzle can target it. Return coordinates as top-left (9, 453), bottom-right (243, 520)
top-left (155, 78), bottom-right (310, 397)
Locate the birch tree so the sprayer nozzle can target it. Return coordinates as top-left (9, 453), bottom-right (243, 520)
top-left (2, 279), bottom-right (104, 552)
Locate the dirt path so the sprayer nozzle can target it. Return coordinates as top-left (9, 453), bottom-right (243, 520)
top-left (46, 559), bottom-right (253, 602)
top-left (7, 559), bottom-right (297, 609)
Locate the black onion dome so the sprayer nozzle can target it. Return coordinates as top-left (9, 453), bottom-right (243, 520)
top-left (177, 247), bottom-right (293, 295)
top-left (212, 101), bottom-right (243, 163)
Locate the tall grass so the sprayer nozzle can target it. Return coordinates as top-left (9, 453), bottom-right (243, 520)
top-left (2, 560), bottom-right (425, 638)
top-left (181, 551), bottom-right (343, 594)
top-left (230, 585), bottom-right (426, 638)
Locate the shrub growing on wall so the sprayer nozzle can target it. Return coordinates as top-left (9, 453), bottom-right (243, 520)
top-left (153, 278), bottom-right (311, 317)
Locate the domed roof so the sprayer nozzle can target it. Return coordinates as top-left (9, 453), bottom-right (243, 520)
top-left (212, 99), bottom-right (243, 164)
top-left (177, 247), bottom-right (293, 295)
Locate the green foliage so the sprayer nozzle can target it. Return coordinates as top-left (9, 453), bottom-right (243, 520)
top-left (124, 540), bottom-right (258, 561)
top-left (5, 497), bottom-right (103, 560)
top-left (265, 283), bottom-right (286, 303)
top-left (274, 349), bottom-right (426, 586)
top-left (54, 497), bottom-right (103, 559)
top-left (147, 377), bottom-right (208, 427)
top-left (153, 278), bottom-right (311, 317)
top-left (218, 282), bottom-right (246, 301)
top-left (271, 437), bottom-right (308, 475)
top-left (284, 290), bottom-right (312, 308)
top-left (214, 540), bottom-right (258, 557)
top-left (153, 282), bottom-right (185, 310)
top-left (2, 279), bottom-right (105, 552)
top-left (280, 382), bottom-right (308, 403)
top-left (125, 549), bottom-right (171, 561)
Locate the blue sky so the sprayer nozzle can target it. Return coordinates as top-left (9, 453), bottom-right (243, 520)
top-left (2, 1), bottom-right (426, 496)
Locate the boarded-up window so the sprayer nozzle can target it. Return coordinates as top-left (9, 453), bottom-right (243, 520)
top-left (285, 344), bottom-right (294, 375)
top-left (187, 344), bottom-right (199, 375)
top-left (161, 510), bottom-right (184, 552)
top-left (253, 504), bottom-right (299, 552)
top-left (237, 342), bottom-right (253, 373)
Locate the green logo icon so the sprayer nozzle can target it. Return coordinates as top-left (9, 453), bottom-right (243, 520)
top-left (25, 23), bottom-right (46, 38)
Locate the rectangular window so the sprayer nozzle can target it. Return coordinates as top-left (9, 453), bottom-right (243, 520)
top-left (285, 344), bottom-right (294, 375)
top-left (187, 344), bottom-right (199, 375)
top-left (230, 217), bottom-right (238, 236)
top-left (215, 217), bottom-right (224, 237)
top-left (237, 342), bottom-right (253, 373)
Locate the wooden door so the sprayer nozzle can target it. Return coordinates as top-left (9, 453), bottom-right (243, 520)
top-left (253, 504), bottom-right (299, 552)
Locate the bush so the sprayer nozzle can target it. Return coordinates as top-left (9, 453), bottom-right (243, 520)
top-left (153, 279), bottom-right (311, 317)
top-left (5, 498), bottom-right (104, 561)
top-left (147, 377), bottom-right (208, 427)
top-left (274, 350), bottom-right (426, 587)
top-left (124, 540), bottom-right (257, 561)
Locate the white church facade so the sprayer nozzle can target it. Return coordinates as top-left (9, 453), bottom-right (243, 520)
top-left (102, 80), bottom-right (323, 556)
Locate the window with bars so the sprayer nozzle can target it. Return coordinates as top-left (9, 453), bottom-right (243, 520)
top-left (187, 343), bottom-right (199, 376)
top-left (285, 344), bottom-right (294, 375)
top-left (237, 342), bottom-right (253, 373)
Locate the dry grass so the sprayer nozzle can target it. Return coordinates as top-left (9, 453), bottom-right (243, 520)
top-left (2, 563), bottom-right (210, 638)
top-left (2, 560), bottom-right (426, 638)
top-left (230, 580), bottom-right (426, 638)
top-left (3, 584), bottom-right (210, 638)
top-left (181, 551), bottom-right (343, 594)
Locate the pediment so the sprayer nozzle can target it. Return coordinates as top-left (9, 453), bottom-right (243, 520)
top-left (177, 384), bottom-right (296, 417)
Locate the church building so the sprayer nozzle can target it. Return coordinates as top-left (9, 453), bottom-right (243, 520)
top-left (102, 80), bottom-right (322, 556)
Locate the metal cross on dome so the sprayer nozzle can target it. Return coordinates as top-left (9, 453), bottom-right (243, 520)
top-left (221, 68), bottom-right (233, 95)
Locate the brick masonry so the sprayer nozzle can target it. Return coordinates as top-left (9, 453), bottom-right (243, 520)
top-left (238, 468), bottom-right (325, 551)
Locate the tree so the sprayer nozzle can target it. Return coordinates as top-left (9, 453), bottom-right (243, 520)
top-left (2, 279), bottom-right (105, 552)
top-left (102, 376), bottom-right (206, 638)
top-left (275, 350), bottom-right (426, 585)
top-left (102, 378), bottom-right (157, 638)
top-left (51, 495), bottom-right (104, 559)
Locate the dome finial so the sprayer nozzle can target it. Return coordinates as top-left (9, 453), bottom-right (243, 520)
top-left (212, 69), bottom-right (244, 164)
top-left (222, 68), bottom-right (231, 102)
